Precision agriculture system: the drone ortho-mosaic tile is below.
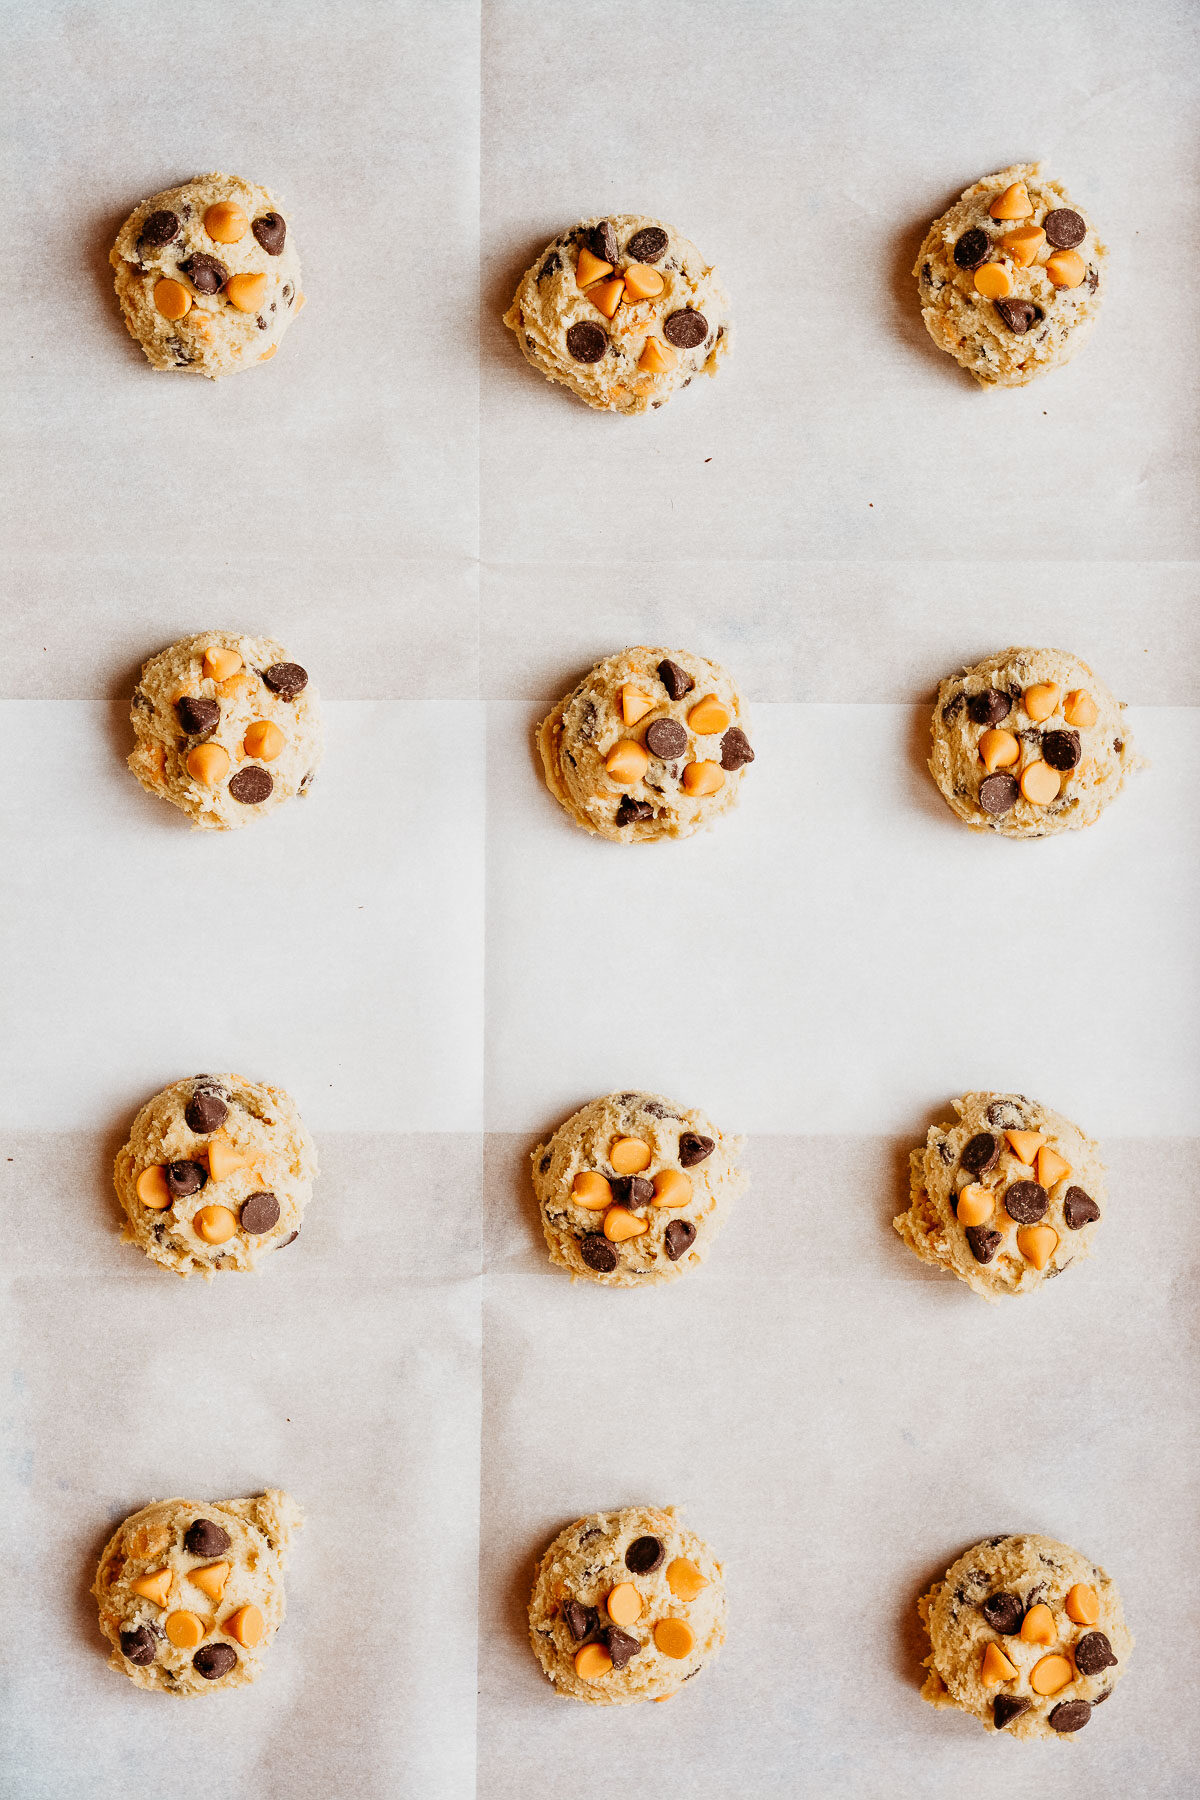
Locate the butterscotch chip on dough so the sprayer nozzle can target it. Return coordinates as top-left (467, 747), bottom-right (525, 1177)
top-left (529, 1507), bottom-right (725, 1704)
top-left (918, 1533), bottom-right (1132, 1738)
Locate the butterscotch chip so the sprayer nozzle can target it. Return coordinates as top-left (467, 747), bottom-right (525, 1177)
top-left (190, 1562), bottom-right (230, 1602)
top-left (1019, 1603), bottom-right (1055, 1645)
top-left (194, 1204), bottom-right (238, 1245)
top-left (1066, 1583), bottom-right (1100, 1625)
top-left (610, 1136), bottom-right (652, 1174)
top-left (989, 181), bottom-right (1033, 219)
top-left (980, 1641), bottom-right (1017, 1683)
top-left (571, 1171), bottom-right (613, 1210)
top-left (224, 1604), bottom-right (264, 1647)
top-left (606, 1583), bottom-right (643, 1627)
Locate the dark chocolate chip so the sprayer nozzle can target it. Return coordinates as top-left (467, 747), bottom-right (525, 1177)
top-left (657, 659), bottom-right (695, 701)
top-left (1086, 267), bottom-right (1099, 294)
top-left (720, 727), bottom-right (755, 771)
top-left (663, 1218), bottom-right (696, 1260)
top-left (282, 283), bottom-right (293, 304)
top-left (993, 1694), bottom-right (1031, 1730)
top-left (965, 1226), bottom-right (1002, 1264)
top-left (994, 298), bottom-right (1043, 335)
top-left (981, 1592), bottom-right (1025, 1634)
top-left (601, 1625), bottom-right (640, 1668)
top-left (1074, 1631), bottom-right (1117, 1675)
top-left (193, 1643), bottom-right (238, 1680)
top-left (953, 228), bottom-right (989, 270)
top-left (626, 226), bottom-right (668, 264)
top-left (1092, 1687), bottom-right (1111, 1704)
top-left (1003, 1181), bottom-right (1048, 1225)
top-left (967, 690), bottom-right (1012, 727)
top-left (277, 1230), bottom-right (299, 1248)
top-left (941, 693), bottom-right (964, 722)
top-left (1043, 208), bottom-right (1086, 250)
top-left (1041, 729), bottom-right (1081, 771)
top-left (677, 1132), bottom-right (715, 1168)
top-left (662, 309), bottom-right (708, 349)
top-left (960, 1132), bottom-right (1000, 1177)
top-left (228, 767), bottom-right (273, 805)
top-left (987, 1101), bottom-right (1026, 1129)
top-left (615, 796), bottom-right (654, 827)
top-left (139, 209), bottom-right (181, 250)
top-left (978, 772), bottom-right (1019, 815)
top-left (240, 1191), bottom-right (280, 1234)
top-left (1063, 1186), bottom-right (1101, 1230)
top-left (562, 1599), bottom-right (598, 1641)
top-left (565, 321), bottom-right (607, 363)
top-left (184, 1518), bottom-right (231, 1557)
top-left (165, 1160), bottom-right (206, 1198)
top-left (1048, 1700), bottom-right (1092, 1733)
top-left (120, 1624), bottom-right (158, 1664)
top-left (579, 1231), bottom-right (617, 1273)
top-left (588, 221), bottom-right (618, 265)
top-left (625, 1535), bottom-right (665, 1574)
top-left (537, 252), bottom-right (561, 283)
top-left (185, 1087), bottom-right (228, 1134)
top-left (645, 718), bottom-right (688, 759)
top-left (251, 211), bottom-right (287, 255)
top-left (178, 252), bottom-right (228, 295)
top-left (261, 662), bottom-right (308, 701)
top-left (175, 695), bottom-right (220, 736)
top-left (611, 1175), bottom-right (654, 1207)
top-left (256, 314), bottom-right (268, 330)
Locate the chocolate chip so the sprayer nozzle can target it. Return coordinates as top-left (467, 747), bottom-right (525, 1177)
top-left (953, 228), bottom-right (989, 269)
top-left (175, 695), bottom-right (220, 736)
top-left (663, 1218), bottom-right (696, 1260)
top-left (941, 693), bottom-right (964, 722)
top-left (992, 1694), bottom-right (1031, 1730)
top-left (579, 1232), bottom-right (617, 1273)
top-left (1041, 729), bottom-right (1081, 771)
top-left (566, 321), bottom-right (607, 363)
top-left (256, 315), bottom-right (268, 330)
top-left (1043, 208), bottom-right (1086, 250)
top-left (662, 309), bottom-right (708, 349)
top-left (277, 1230), bottom-right (299, 1248)
top-left (185, 1087), bottom-right (228, 1133)
top-left (282, 283), bottom-right (293, 304)
top-left (178, 252), bottom-right (228, 295)
top-left (625, 1535), bottom-right (665, 1574)
top-left (261, 662), bottom-right (308, 701)
top-left (981, 1592), bottom-right (1025, 1634)
top-left (1063, 1186), bottom-right (1101, 1230)
top-left (588, 221), bottom-right (618, 265)
top-left (1004, 1181), bottom-right (1048, 1224)
top-left (228, 767), bottom-right (273, 805)
top-left (1092, 1687), bottom-right (1111, 1704)
top-left (657, 659), bottom-right (694, 701)
top-left (959, 1132), bottom-right (1000, 1177)
top-left (251, 211), bottom-right (287, 255)
top-left (611, 1175), bottom-right (653, 1207)
top-left (965, 1226), bottom-right (1002, 1264)
top-left (994, 298), bottom-right (1043, 334)
top-left (626, 226), bottom-right (669, 263)
top-left (677, 1132), bottom-right (715, 1168)
top-left (562, 1599), bottom-right (598, 1641)
top-left (720, 727), bottom-right (755, 771)
top-left (193, 1643), bottom-right (238, 1680)
top-left (615, 796), bottom-right (654, 827)
top-left (987, 1100), bottom-right (1027, 1129)
top-left (120, 1624), bottom-right (158, 1664)
top-left (165, 1160), bottom-right (206, 1198)
top-left (1086, 267), bottom-right (1099, 294)
top-left (139, 209), bottom-right (181, 250)
top-left (967, 690), bottom-right (1012, 727)
top-left (240, 1191), bottom-right (280, 1234)
top-left (978, 772), bottom-right (1019, 815)
top-left (645, 718), bottom-right (687, 759)
top-left (537, 252), bottom-right (560, 283)
top-left (1048, 1700), bottom-right (1092, 1733)
top-left (601, 1625), bottom-right (640, 1668)
top-left (184, 1518), bottom-right (231, 1557)
top-left (1071, 1630), bottom-right (1117, 1675)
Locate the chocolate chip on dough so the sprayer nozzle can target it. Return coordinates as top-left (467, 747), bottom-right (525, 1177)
top-left (579, 1231), bottom-right (618, 1273)
top-left (615, 796), bottom-right (654, 827)
top-left (228, 767), bottom-right (273, 805)
top-left (184, 1518), bottom-right (232, 1557)
top-left (965, 1226), bottom-right (1002, 1264)
top-left (1043, 208), bottom-right (1086, 250)
top-left (625, 1535), bottom-right (665, 1574)
top-left (251, 211), bottom-right (287, 255)
top-left (185, 1087), bottom-right (228, 1134)
top-left (537, 253), bottom-right (560, 283)
top-left (981, 1592), bottom-right (1025, 1634)
top-left (1073, 1632), bottom-right (1117, 1675)
top-left (663, 1218), bottom-right (696, 1260)
top-left (1048, 1700), bottom-right (1092, 1733)
top-left (193, 1643), bottom-right (238, 1680)
top-left (611, 1175), bottom-right (654, 1208)
top-left (719, 727), bottom-right (755, 771)
top-left (960, 1132), bottom-right (1000, 1177)
top-left (120, 1625), bottom-right (159, 1664)
top-left (566, 321), bottom-right (607, 363)
top-left (993, 1695), bottom-right (1031, 1730)
top-left (261, 662), bottom-right (308, 701)
top-left (601, 1625), bottom-right (640, 1668)
top-left (240, 1191), bottom-right (281, 1234)
top-left (626, 226), bottom-right (669, 263)
top-left (139, 209), bottom-right (180, 250)
top-left (588, 220), bottom-right (619, 265)
top-left (1041, 729), bottom-right (1081, 771)
top-left (953, 228), bottom-right (989, 269)
top-left (1063, 1187), bottom-right (1101, 1230)
top-left (657, 659), bottom-right (695, 701)
top-left (677, 1133), bottom-right (715, 1168)
top-left (1004, 1181), bottom-right (1048, 1225)
top-left (562, 1599), bottom-right (598, 1641)
top-left (175, 696), bottom-right (220, 736)
top-left (967, 690), bottom-right (1012, 727)
top-left (178, 252), bottom-right (228, 294)
top-left (645, 718), bottom-right (688, 759)
top-left (662, 309), bottom-right (708, 349)
top-left (165, 1160), bottom-right (206, 1198)
top-left (978, 772), bottom-right (1019, 815)
top-left (994, 298), bottom-right (1043, 334)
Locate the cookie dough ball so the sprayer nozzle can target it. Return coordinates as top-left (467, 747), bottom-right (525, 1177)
top-left (930, 647), bottom-right (1137, 837)
top-left (94, 1490), bottom-right (302, 1695)
top-left (110, 174), bottom-right (302, 378)
top-left (503, 215), bottom-right (731, 413)
top-left (915, 164), bottom-right (1106, 386)
top-left (529, 1507), bottom-right (726, 1704)
top-left (128, 632), bottom-right (322, 830)
top-left (894, 1092), bottom-right (1104, 1300)
top-left (919, 1533), bottom-right (1132, 1738)
top-left (114, 1074), bottom-right (317, 1278)
top-left (538, 647), bottom-right (754, 843)
top-left (532, 1091), bottom-right (746, 1288)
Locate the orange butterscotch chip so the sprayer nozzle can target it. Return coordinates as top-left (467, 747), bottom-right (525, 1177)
top-left (243, 720), bottom-right (285, 761)
top-left (620, 685), bottom-right (654, 726)
top-left (226, 272), bottom-right (268, 314)
top-left (605, 740), bottom-right (650, 785)
top-left (682, 761), bottom-right (724, 797)
top-left (572, 1171), bottom-right (613, 1210)
top-left (666, 1558), bottom-right (709, 1601)
top-left (130, 1567), bottom-right (173, 1606)
top-left (194, 1204), bottom-right (239, 1244)
top-left (575, 247), bottom-right (612, 288)
top-left (638, 337), bottom-right (677, 374)
top-left (1064, 689), bottom-right (1098, 728)
top-left (190, 1561), bottom-right (230, 1602)
top-left (1036, 1145), bottom-right (1072, 1188)
top-left (1030, 1653), bottom-right (1074, 1696)
top-left (1001, 225), bottom-right (1046, 267)
top-left (606, 1583), bottom-right (644, 1627)
top-left (153, 278), bottom-right (192, 321)
top-left (989, 182), bottom-right (1033, 220)
top-left (588, 277), bottom-right (625, 319)
top-left (611, 1137), bottom-right (652, 1174)
top-left (979, 729), bottom-right (1019, 773)
top-left (1020, 761), bottom-right (1061, 805)
top-left (203, 201), bottom-right (249, 244)
top-left (980, 1641), bottom-right (1018, 1684)
top-left (955, 1185), bottom-right (994, 1227)
top-left (1016, 1223), bottom-right (1059, 1269)
top-left (574, 1642), bottom-right (613, 1680)
top-left (165, 1610), bottom-right (206, 1649)
top-left (1005, 1130), bottom-right (1045, 1166)
top-left (652, 1169), bottom-right (692, 1208)
top-left (603, 1205), bottom-right (649, 1243)
top-left (207, 1134), bottom-right (249, 1182)
top-left (136, 1165), bottom-right (172, 1210)
top-left (203, 646), bottom-right (243, 682)
top-left (687, 695), bottom-right (731, 735)
top-left (1046, 250), bottom-right (1086, 289)
top-left (654, 1618), bottom-right (695, 1660)
top-left (1022, 681), bottom-right (1060, 722)
top-left (1066, 1583), bottom-right (1100, 1626)
top-left (973, 264), bottom-right (1012, 299)
top-left (623, 263), bottom-right (665, 301)
top-left (186, 743), bottom-right (230, 786)
top-left (1020, 1603), bottom-right (1056, 1645)
top-left (224, 1604), bottom-right (264, 1647)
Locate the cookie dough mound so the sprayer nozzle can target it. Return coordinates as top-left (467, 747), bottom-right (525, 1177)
top-left (915, 164), bottom-right (1106, 387)
top-left (114, 1073), bottom-right (317, 1277)
top-left (503, 215), bottom-right (731, 413)
top-left (529, 1506), bottom-right (726, 1704)
top-left (894, 1092), bottom-right (1104, 1300)
top-left (532, 1090), bottom-right (746, 1288)
top-left (128, 632), bottom-right (323, 830)
top-left (94, 1490), bottom-right (301, 1694)
top-left (930, 647), bottom-right (1137, 837)
top-left (111, 174), bottom-right (302, 378)
top-left (919, 1533), bottom-right (1132, 1739)
top-left (538, 647), bottom-right (754, 843)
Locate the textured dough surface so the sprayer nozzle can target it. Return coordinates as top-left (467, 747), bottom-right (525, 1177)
top-left (503, 214), bottom-right (731, 413)
top-left (894, 1091), bottom-right (1104, 1300)
top-left (114, 1074), bottom-right (317, 1277)
top-left (111, 174), bottom-right (302, 378)
top-left (128, 631), bottom-right (323, 830)
top-left (930, 646), bottom-right (1137, 837)
top-left (529, 1507), bottom-right (726, 1704)
top-left (532, 1090), bottom-right (746, 1288)
top-left (915, 164), bottom-right (1106, 387)
top-left (538, 646), bottom-right (753, 842)
top-left (94, 1490), bottom-right (302, 1695)
top-left (919, 1533), bottom-right (1132, 1739)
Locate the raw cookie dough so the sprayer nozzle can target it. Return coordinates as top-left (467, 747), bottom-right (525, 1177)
top-left (538, 647), bottom-right (754, 843)
top-left (532, 1090), bottom-right (746, 1288)
top-left (529, 1507), bottom-right (726, 1704)
top-left (915, 164), bottom-right (1106, 386)
top-left (894, 1092), bottom-right (1104, 1300)
top-left (919, 1533), bottom-right (1132, 1739)
top-left (94, 1490), bottom-right (302, 1695)
top-left (128, 632), bottom-right (323, 830)
top-left (503, 215), bottom-right (731, 413)
top-left (110, 174), bottom-right (302, 378)
top-left (929, 647), bottom-right (1137, 837)
top-left (114, 1073), bottom-right (317, 1277)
